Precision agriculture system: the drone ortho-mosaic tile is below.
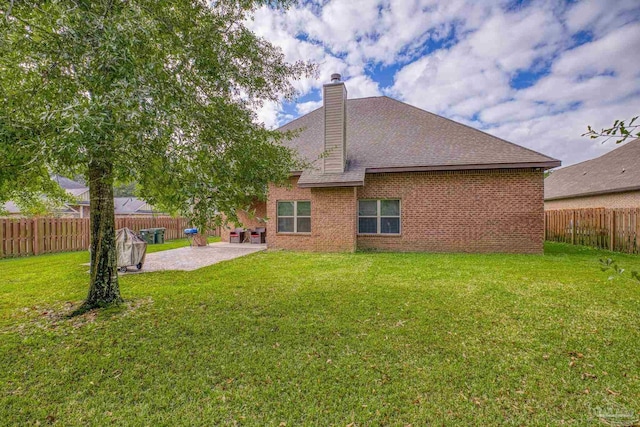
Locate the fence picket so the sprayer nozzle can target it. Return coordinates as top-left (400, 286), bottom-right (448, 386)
top-left (545, 208), bottom-right (639, 254)
top-left (0, 216), bottom-right (220, 258)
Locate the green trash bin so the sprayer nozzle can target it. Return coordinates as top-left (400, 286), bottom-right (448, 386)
top-left (153, 228), bottom-right (166, 244)
top-left (139, 229), bottom-right (155, 245)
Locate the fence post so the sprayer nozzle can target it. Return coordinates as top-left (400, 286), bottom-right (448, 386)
top-left (33, 218), bottom-right (41, 255)
top-left (0, 219), bottom-right (4, 258)
top-left (609, 210), bottom-right (615, 251)
top-left (571, 211), bottom-right (576, 245)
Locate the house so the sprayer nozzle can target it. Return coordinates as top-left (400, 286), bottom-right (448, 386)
top-left (2, 176), bottom-right (160, 218)
top-left (54, 175), bottom-right (91, 217)
top-left (545, 138), bottom-right (640, 210)
top-left (1, 175), bottom-right (91, 218)
top-left (222, 74), bottom-right (560, 253)
top-left (113, 197), bottom-right (159, 216)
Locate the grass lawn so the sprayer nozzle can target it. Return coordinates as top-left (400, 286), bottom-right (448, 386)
top-left (1, 243), bottom-right (639, 425)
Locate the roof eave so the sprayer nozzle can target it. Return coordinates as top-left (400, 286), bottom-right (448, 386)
top-left (297, 180), bottom-right (365, 188)
top-left (365, 161), bottom-right (561, 174)
top-left (290, 161), bottom-right (560, 177)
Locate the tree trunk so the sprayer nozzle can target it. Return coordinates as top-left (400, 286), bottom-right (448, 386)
top-left (84, 159), bottom-right (122, 308)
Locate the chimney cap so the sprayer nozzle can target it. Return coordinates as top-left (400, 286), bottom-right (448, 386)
top-left (330, 73), bottom-right (341, 83)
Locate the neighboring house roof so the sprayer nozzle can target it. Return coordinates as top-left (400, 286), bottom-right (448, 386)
top-left (279, 96), bottom-right (560, 173)
top-left (3, 201), bottom-right (21, 214)
top-left (114, 197), bottom-right (156, 215)
top-left (67, 188), bottom-right (90, 198)
top-left (52, 175), bottom-right (88, 190)
top-left (545, 138), bottom-right (640, 201)
top-left (3, 175), bottom-right (157, 215)
top-left (52, 175), bottom-right (91, 203)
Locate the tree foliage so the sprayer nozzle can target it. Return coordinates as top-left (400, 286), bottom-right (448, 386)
top-left (599, 258), bottom-right (640, 284)
top-left (585, 119), bottom-right (640, 286)
top-left (583, 116), bottom-right (640, 144)
top-left (1, 0), bottom-right (313, 224)
top-left (113, 182), bottom-right (137, 197)
top-left (0, 0), bottom-right (314, 307)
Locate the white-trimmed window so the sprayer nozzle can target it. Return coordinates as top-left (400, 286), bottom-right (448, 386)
top-left (277, 201), bottom-right (311, 233)
top-left (358, 199), bottom-right (401, 234)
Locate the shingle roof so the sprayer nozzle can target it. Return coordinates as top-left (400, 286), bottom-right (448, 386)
top-left (66, 188), bottom-right (90, 198)
top-left (279, 96), bottom-right (559, 172)
top-left (114, 197), bottom-right (155, 215)
top-left (2, 201), bottom-right (20, 214)
top-left (544, 138), bottom-right (640, 200)
top-left (52, 175), bottom-right (87, 190)
top-left (297, 166), bottom-right (366, 187)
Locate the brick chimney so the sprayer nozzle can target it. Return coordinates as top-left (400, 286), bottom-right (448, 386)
top-left (323, 73), bottom-right (347, 173)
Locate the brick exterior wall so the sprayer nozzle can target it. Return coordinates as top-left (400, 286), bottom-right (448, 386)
top-left (356, 169), bottom-right (544, 253)
top-left (260, 169), bottom-right (544, 254)
top-left (220, 201), bottom-right (267, 243)
top-left (266, 178), bottom-right (357, 252)
top-left (545, 190), bottom-right (640, 210)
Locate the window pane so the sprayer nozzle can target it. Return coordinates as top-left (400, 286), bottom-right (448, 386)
top-left (358, 217), bottom-right (377, 234)
top-left (358, 200), bottom-right (377, 216)
top-left (277, 201), bottom-right (294, 216)
top-left (296, 201), bottom-right (311, 216)
top-left (381, 217), bottom-right (400, 234)
top-left (278, 217), bottom-right (294, 233)
top-left (297, 217), bottom-right (311, 233)
top-left (380, 200), bottom-right (400, 216)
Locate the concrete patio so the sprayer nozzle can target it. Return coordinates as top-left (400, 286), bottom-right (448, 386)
top-left (122, 242), bottom-right (267, 273)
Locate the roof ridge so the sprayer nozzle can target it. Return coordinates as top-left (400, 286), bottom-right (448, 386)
top-left (380, 97), bottom-right (560, 163)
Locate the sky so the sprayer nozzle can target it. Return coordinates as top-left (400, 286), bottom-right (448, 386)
top-left (246, 0), bottom-right (640, 167)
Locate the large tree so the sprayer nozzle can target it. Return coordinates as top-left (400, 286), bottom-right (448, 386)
top-left (0, 0), bottom-right (313, 309)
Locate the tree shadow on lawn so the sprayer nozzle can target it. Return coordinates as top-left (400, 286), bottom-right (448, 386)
top-left (5, 297), bottom-right (153, 337)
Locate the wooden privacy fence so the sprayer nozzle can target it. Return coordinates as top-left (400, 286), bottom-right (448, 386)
top-left (0, 217), bottom-right (220, 258)
top-left (545, 208), bottom-right (640, 254)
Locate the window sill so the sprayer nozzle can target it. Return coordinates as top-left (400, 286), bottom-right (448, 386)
top-left (357, 233), bottom-right (402, 237)
top-left (276, 232), bottom-right (312, 236)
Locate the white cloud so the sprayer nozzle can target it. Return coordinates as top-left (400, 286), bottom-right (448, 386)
top-left (306, 0), bottom-right (384, 48)
top-left (390, 40), bottom-right (514, 115)
top-left (467, 7), bottom-right (564, 72)
top-left (547, 21), bottom-right (639, 82)
top-left (564, 0), bottom-right (640, 36)
top-left (479, 100), bottom-right (552, 124)
top-left (241, 0), bottom-right (640, 164)
top-left (475, 20), bottom-right (640, 164)
top-left (485, 95), bottom-right (640, 165)
top-left (254, 100), bottom-right (282, 129)
top-left (296, 99), bottom-right (323, 115)
top-left (344, 75), bottom-right (382, 98)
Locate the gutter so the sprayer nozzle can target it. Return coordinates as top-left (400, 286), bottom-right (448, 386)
top-left (366, 161), bottom-right (561, 173)
top-left (291, 161), bottom-right (560, 177)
